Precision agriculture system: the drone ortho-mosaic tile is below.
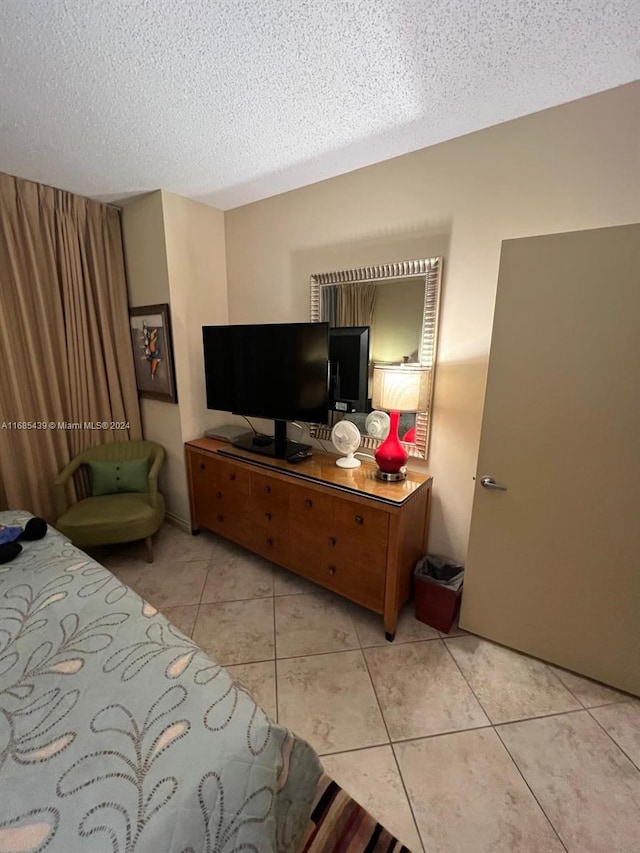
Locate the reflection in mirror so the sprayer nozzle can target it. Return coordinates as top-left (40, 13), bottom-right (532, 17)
top-left (310, 258), bottom-right (443, 460)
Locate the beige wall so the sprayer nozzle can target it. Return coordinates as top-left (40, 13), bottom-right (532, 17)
top-left (121, 191), bottom-right (184, 520)
top-left (224, 82), bottom-right (640, 561)
top-left (122, 191), bottom-right (228, 526)
top-left (161, 190), bottom-right (229, 447)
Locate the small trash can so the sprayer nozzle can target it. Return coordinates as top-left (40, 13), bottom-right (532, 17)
top-left (414, 554), bottom-right (464, 633)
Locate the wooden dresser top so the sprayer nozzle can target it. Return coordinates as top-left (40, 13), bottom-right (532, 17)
top-left (186, 437), bottom-right (432, 507)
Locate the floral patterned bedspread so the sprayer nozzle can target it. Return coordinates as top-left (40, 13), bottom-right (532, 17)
top-left (0, 512), bottom-right (322, 853)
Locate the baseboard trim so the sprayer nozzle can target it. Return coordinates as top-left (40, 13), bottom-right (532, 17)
top-left (165, 512), bottom-right (191, 534)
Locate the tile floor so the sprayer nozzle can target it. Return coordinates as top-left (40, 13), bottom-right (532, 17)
top-left (92, 523), bottom-right (640, 853)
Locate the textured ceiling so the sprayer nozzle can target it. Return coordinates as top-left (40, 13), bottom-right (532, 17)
top-left (0, 1), bottom-right (638, 210)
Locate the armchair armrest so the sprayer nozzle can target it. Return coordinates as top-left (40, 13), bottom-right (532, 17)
top-left (53, 455), bottom-right (84, 519)
top-left (147, 446), bottom-right (165, 509)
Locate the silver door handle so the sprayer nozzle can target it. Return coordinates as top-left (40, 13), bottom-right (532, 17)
top-left (480, 476), bottom-right (507, 491)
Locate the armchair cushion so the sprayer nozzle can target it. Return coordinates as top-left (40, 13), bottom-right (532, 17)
top-left (56, 492), bottom-right (165, 549)
top-left (88, 457), bottom-right (150, 496)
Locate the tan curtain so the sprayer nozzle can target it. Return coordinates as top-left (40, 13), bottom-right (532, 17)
top-left (0, 172), bottom-right (142, 521)
top-left (336, 283), bottom-right (377, 327)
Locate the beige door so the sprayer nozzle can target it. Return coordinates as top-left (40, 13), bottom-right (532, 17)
top-left (462, 224), bottom-right (640, 696)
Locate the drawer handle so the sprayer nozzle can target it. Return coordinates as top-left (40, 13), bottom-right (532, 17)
top-left (266, 537), bottom-right (273, 547)
top-left (328, 565), bottom-right (336, 575)
top-left (229, 473), bottom-right (236, 481)
top-left (215, 491), bottom-right (222, 499)
top-left (304, 498), bottom-right (313, 508)
top-left (355, 515), bottom-right (364, 525)
top-left (264, 485), bottom-right (271, 494)
top-left (217, 514), bottom-right (224, 522)
top-left (328, 536), bottom-right (337, 546)
top-left (199, 462), bottom-right (206, 471)
top-left (265, 512), bottom-right (272, 521)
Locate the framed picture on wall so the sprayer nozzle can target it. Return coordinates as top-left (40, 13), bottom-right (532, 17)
top-left (129, 303), bottom-right (178, 403)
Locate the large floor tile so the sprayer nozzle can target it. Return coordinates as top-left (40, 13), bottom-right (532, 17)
top-left (498, 711), bottom-right (640, 852)
top-left (134, 560), bottom-right (209, 608)
top-left (321, 746), bottom-right (423, 853)
top-left (446, 636), bottom-right (580, 723)
top-left (395, 729), bottom-right (564, 853)
top-left (154, 522), bottom-right (217, 563)
top-left (275, 590), bottom-right (359, 658)
top-left (552, 666), bottom-right (630, 708)
top-left (201, 548), bottom-right (274, 603)
top-left (193, 598), bottom-right (274, 665)
top-left (365, 640), bottom-right (488, 741)
top-left (590, 701), bottom-right (640, 770)
top-left (225, 660), bottom-right (278, 721)
top-left (161, 604), bottom-right (199, 637)
top-left (103, 562), bottom-right (146, 589)
top-left (273, 566), bottom-right (320, 596)
top-left (350, 602), bottom-right (439, 647)
top-left (89, 540), bottom-right (147, 571)
top-left (277, 650), bottom-right (387, 754)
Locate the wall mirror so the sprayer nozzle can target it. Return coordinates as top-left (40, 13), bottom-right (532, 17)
top-left (310, 257), bottom-right (443, 459)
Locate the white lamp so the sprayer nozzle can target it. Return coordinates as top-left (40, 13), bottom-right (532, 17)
top-left (371, 365), bottom-right (430, 481)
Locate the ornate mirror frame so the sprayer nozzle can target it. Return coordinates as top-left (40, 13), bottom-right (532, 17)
top-left (309, 257), bottom-right (443, 459)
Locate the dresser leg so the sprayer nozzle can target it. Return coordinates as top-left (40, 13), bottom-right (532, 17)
top-left (191, 528), bottom-right (201, 536)
top-left (384, 609), bottom-right (398, 642)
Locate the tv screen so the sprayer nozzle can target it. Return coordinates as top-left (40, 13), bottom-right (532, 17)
top-left (203, 325), bottom-right (237, 414)
top-left (329, 326), bottom-right (370, 413)
top-left (203, 322), bottom-right (330, 424)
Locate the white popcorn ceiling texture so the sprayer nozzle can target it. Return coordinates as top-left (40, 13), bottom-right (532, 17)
top-left (0, 0), bottom-right (638, 209)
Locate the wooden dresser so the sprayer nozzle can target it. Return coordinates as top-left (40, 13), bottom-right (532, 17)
top-left (185, 438), bottom-right (432, 639)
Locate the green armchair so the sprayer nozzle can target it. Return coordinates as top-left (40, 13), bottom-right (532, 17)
top-left (54, 440), bottom-right (165, 562)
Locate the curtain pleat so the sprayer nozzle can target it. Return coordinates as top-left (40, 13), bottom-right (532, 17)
top-left (0, 172), bottom-right (142, 521)
top-left (336, 283), bottom-right (377, 328)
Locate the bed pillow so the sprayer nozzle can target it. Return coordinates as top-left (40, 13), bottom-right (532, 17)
top-left (88, 457), bottom-right (150, 496)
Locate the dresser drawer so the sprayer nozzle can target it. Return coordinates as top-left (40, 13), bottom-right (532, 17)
top-left (289, 522), bottom-right (337, 585)
top-left (331, 533), bottom-right (387, 571)
top-left (189, 453), bottom-right (218, 525)
top-left (247, 524), bottom-right (289, 565)
top-left (327, 535), bottom-right (386, 611)
top-left (251, 471), bottom-right (289, 512)
top-left (333, 500), bottom-right (389, 546)
top-left (209, 457), bottom-right (251, 494)
top-left (289, 484), bottom-right (334, 524)
top-left (289, 519), bottom-right (386, 611)
top-left (250, 499), bottom-right (288, 532)
top-left (206, 506), bottom-right (252, 546)
top-left (190, 458), bottom-right (216, 500)
top-left (207, 485), bottom-right (249, 515)
top-left (189, 452), bottom-right (250, 494)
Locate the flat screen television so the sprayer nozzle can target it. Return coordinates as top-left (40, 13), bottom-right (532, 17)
top-left (329, 326), bottom-right (370, 413)
top-left (203, 322), bottom-right (330, 460)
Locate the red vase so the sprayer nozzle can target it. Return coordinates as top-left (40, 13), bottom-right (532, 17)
top-left (374, 411), bottom-right (407, 473)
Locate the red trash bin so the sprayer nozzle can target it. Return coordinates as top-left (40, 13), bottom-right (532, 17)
top-left (414, 555), bottom-right (464, 634)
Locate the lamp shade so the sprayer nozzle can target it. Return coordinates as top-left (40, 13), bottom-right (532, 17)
top-left (372, 365), bottom-right (430, 413)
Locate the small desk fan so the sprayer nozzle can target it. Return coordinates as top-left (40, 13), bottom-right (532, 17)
top-left (365, 410), bottom-right (390, 439)
top-left (331, 420), bottom-right (361, 468)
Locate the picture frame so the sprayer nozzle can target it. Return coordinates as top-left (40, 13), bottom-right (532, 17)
top-left (129, 303), bottom-right (178, 403)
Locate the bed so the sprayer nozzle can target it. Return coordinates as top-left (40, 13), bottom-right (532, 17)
top-left (0, 511), bottom-right (322, 853)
